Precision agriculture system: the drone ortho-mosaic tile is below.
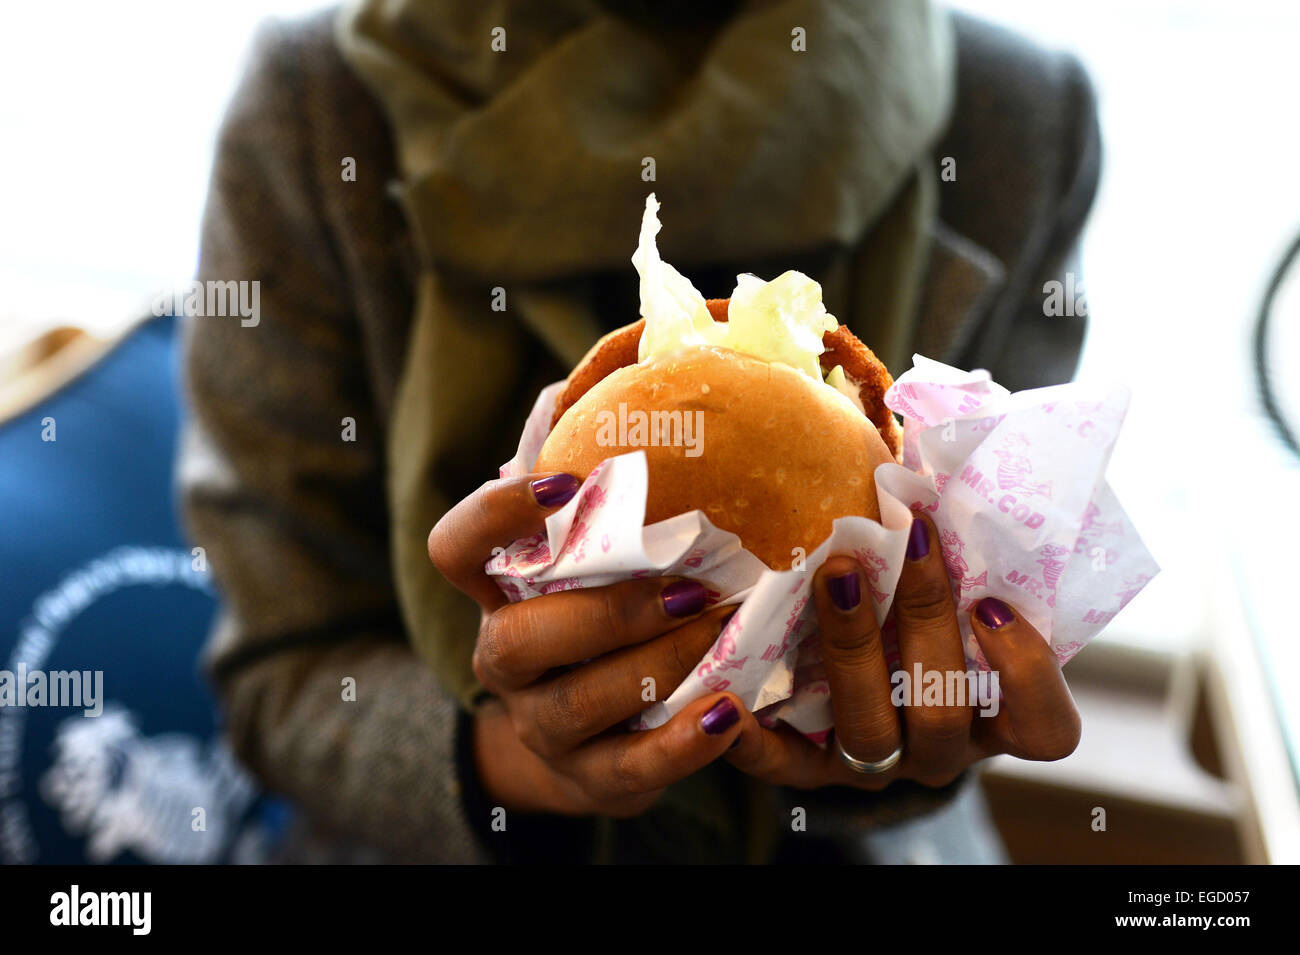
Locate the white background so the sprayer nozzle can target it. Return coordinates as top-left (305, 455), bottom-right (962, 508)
top-left (0, 0), bottom-right (328, 349)
top-left (947, 0), bottom-right (1300, 774)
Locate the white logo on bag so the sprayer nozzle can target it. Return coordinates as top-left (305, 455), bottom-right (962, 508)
top-left (40, 704), bottom-right (255, 864)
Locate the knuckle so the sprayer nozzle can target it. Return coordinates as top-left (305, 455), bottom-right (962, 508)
top-left (607, 745), bottom-right (650, 797)
top-left (997, 655), bottom-right (1043, 694)
top-left (1031, 715), bottom-right (1082, 762)
top-left (470, 646), bottom-right (494, 690)
top-left (854, 778), bottom-right (892, 793)
top-left (850, 730), bottom-right (901, 764)
top-left (664, 631), bottom-right (692, 678)
top-left (660, 619), bottom-right (708, 679)
top-left (429, 484), bottom-right (499, 575)
top-left (908, 702), bottom-right (970, 742)
top-left (599, 585), bottom-right (636, 640)
top-left (580, 774), bottom-right (618, 808)
top-left (895, 572), bottom-right (955, 623)
top-left (826, 626), bottom-right (875, 654)
top-left (426, 518), bottom-right (456, 575)
top-left (823, 620), bottom-right (881, 661)
top-left (737, 743), bottom-right (784, 783)
top-left (509, 709), bottom-right (548, 758)
top-left (600, 792), bottom-right (659, 819)
top-left (541, 674), bottom-right (597, 742)
top-left (475, 611), bottom-right (517, 684)
top-left (578, 769), bottom-right (621, 808)
top-left (914, 769), bottom-right (963, 789)
top-left (787, 772), bottom-right (826, 792)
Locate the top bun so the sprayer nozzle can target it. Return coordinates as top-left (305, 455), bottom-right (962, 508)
top-left (534, 307), bottom-right (899, 570)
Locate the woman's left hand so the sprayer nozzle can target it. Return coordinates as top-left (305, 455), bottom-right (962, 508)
top-left (725, 511), bottom-right (1082, 790)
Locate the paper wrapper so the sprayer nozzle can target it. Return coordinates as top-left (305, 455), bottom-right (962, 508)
top-left (486, 356), bottom-right (1158, 742)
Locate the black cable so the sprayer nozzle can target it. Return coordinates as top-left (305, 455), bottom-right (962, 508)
top-left (1253, 226), bottom-right (1300, 461)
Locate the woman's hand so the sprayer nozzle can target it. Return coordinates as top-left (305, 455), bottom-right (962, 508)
top-left (725, 511), bottom-right (1081, 790)
top-left (429, 473), bottom-right (744, 818)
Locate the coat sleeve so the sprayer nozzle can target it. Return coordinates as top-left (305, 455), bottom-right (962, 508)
top-left (943, 14), bottom-right (1104, 391)
top-left (178, 19), bottom-right (491, 863)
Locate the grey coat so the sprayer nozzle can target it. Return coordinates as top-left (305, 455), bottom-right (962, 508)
top-left (181, 7), bottom-right (1099, 863)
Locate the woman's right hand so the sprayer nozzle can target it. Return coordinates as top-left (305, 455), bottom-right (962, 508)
top-left (429, 473), bottom-right (744, 818)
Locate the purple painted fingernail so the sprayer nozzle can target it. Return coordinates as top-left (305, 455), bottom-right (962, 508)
top-left (976, 597), bottom-right (1015, 630)
top-left (906, 517), bottom-right (930, 561)
top-left (827, 572), bottom-right (861, 612)
top-left (701, 698), bottom-right (740, 735)
top-left (531, 473), bottom-right (579, 508)
top-left (662, 580), bottom-right (708, 618)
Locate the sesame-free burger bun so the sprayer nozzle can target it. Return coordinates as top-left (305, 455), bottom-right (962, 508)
top-left (534, 306), bottom-right (899, 570)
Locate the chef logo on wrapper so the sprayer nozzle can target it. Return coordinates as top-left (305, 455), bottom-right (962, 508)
top-left (485, 206), bottom-right (1158, 743)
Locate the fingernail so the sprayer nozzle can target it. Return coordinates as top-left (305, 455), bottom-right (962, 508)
top-left (662, 580), bottom-right (708, 618)
top-left (531, 473), bottom-right (579, 508)
top-left (976, 597), bottom-right (1015, 630)
top-left (701, 698), bottom-right (740, 735)
top-left (906, 517), bottom-right (930, 561)
top-left (827, 572), bottom-right (861, 612)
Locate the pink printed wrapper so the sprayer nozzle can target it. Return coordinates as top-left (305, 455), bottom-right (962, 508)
top-left (486, 356), bottom-right (1158, 740)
